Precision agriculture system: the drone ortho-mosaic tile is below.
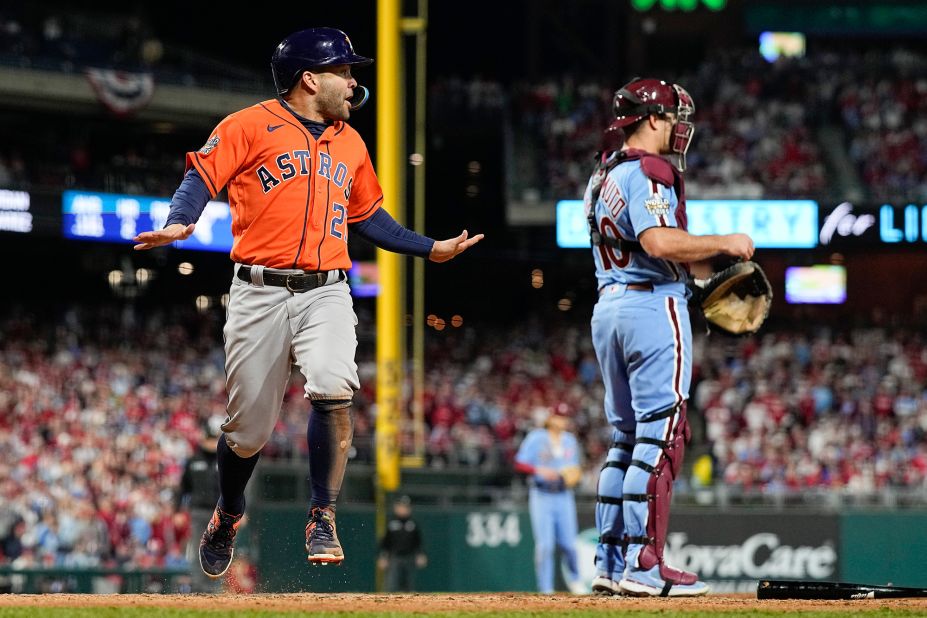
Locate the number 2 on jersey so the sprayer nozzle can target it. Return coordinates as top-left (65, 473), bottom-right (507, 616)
top-left (330, 203), bottom-right (346, 240)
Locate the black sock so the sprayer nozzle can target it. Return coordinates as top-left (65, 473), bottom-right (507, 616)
top-left (216, 435), bottom-right (260, 516)
top-left (307, 403), bottom-right (354, 511)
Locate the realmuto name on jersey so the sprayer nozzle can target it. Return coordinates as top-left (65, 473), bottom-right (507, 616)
top-left (600, 175), bottom-right (626, 219)
top-left (256, 150), bottom-right (353, 200)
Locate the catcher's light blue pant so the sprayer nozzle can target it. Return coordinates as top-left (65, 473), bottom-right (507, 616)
top-left (528, 487), bottom-right (579, 594)
top-left (590, 285), bottom-right (691, 579)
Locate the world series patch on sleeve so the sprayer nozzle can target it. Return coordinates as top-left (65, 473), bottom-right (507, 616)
top-left (689, 261), bottom-right (773, 336)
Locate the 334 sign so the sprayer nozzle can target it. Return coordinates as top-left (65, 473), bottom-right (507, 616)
top-left (465, 512), bottom-right (522, 548)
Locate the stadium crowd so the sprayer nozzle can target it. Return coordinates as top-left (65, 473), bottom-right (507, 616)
top-left (0, 304), bottom-right (226, 571)
top-left (2, 301), bottom-right (927, 569)
top-left (695, 326), bottom-right (927, 492)
top-left (0, 5), bottom-right (266, 91)
top-left (0, 7), bottom-right (158, 71)
top-left (0, 139), bottom-right (188, 197)
top-left (444, 47), bottom-right (927, 203)
top-left (835, 48), bottom-right (927, 202)
top-left (0, 43), bottom-right (923, 202)
top-left (504, 50), bottom-right (831, 203)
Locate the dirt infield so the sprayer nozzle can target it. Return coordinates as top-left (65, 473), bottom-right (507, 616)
top-left (0, 593), bottom-right (926, 614)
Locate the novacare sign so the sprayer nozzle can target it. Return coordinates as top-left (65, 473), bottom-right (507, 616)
top-left (665, 532), bottom-right (837, 580)
top-left (575, 510), bottom-right (840, 594)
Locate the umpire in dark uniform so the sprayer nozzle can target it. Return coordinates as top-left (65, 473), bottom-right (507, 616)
top-left (177, 421), bottom-right (222, 592)
top-left (377, 496), bottom-right (427, 592)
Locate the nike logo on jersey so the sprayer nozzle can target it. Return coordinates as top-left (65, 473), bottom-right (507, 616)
top-left (267, 124), bottom-right (285, 132)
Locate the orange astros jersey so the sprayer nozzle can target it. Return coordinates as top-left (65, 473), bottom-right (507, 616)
top-left (186, 99), bottom-right (383, 271)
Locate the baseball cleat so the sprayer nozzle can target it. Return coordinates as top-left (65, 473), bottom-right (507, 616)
top-left (619, 564), bottom-right (709, 597)
top-left (306, 506), bottom-right (344, 565)
top-left (199, 506), bottom-right (243, 578)
top-left (591, 575), bottom-right (624, 596)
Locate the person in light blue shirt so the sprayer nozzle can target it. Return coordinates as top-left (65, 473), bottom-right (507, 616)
top-left (515, 408), bottom-right (584, 595)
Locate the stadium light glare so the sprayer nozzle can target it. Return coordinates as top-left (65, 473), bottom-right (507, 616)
top-left (531, 268), bottom-right (544, 289)
top-left (632, 0), bottom-right (726, 11)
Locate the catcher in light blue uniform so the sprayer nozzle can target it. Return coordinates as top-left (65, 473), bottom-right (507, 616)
top-left (585, 78), bottom-right (754, 597)
top-left (514, 410), bottom-right (583, 594)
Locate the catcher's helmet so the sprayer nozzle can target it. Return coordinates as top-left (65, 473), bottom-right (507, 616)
top-left (271, 27), bottom-right (373, 96)
top-left (610, 77), bottom-right (695, 170)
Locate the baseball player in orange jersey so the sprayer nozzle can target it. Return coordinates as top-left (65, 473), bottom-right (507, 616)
top-left (134, 27), bottom-right (482, 578)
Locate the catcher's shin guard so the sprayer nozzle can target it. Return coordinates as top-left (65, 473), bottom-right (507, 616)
top-left (623, 404), bottom-right (694, 582)
top-left (595, 428), bottom-right (633, 579)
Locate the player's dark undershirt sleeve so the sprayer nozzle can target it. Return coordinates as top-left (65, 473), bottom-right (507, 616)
top-left (165, 168), bottom-right (212, 227)
top-left (349, 208), bottom-right (435, 258)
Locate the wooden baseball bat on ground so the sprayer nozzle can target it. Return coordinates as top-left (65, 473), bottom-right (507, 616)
top-left (757, 580), bottom-right (927, 599)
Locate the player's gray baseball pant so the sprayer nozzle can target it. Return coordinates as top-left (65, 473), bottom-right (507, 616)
top-left (221, 264), bottom-right (360, 458)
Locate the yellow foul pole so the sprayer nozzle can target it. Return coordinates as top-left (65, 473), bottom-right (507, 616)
top-left (375, 0), bottom-right (403, 592)
top-left (376, 0), bottom-right (403, 496)
top-left (401, 1), bottom-right (427, 467)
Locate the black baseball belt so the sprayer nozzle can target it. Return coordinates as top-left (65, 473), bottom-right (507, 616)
top-left (237, 266), bottom-right (345, 293)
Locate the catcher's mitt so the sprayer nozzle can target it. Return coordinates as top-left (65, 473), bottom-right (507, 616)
top-left (560, 465), bottom-right (583, 488)
top-left (690, 261), bottom-right (772, 336)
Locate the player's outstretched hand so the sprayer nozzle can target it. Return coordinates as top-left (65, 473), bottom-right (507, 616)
top-left (429, 229), bottom-right (484, 263)
top-left (133, 223), bottom-right (195, 250)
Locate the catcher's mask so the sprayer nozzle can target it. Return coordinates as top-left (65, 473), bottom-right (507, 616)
top-left (610, 78), bottom-right (695, 171)
top-left (271, 27), bottom-right (373, 110)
